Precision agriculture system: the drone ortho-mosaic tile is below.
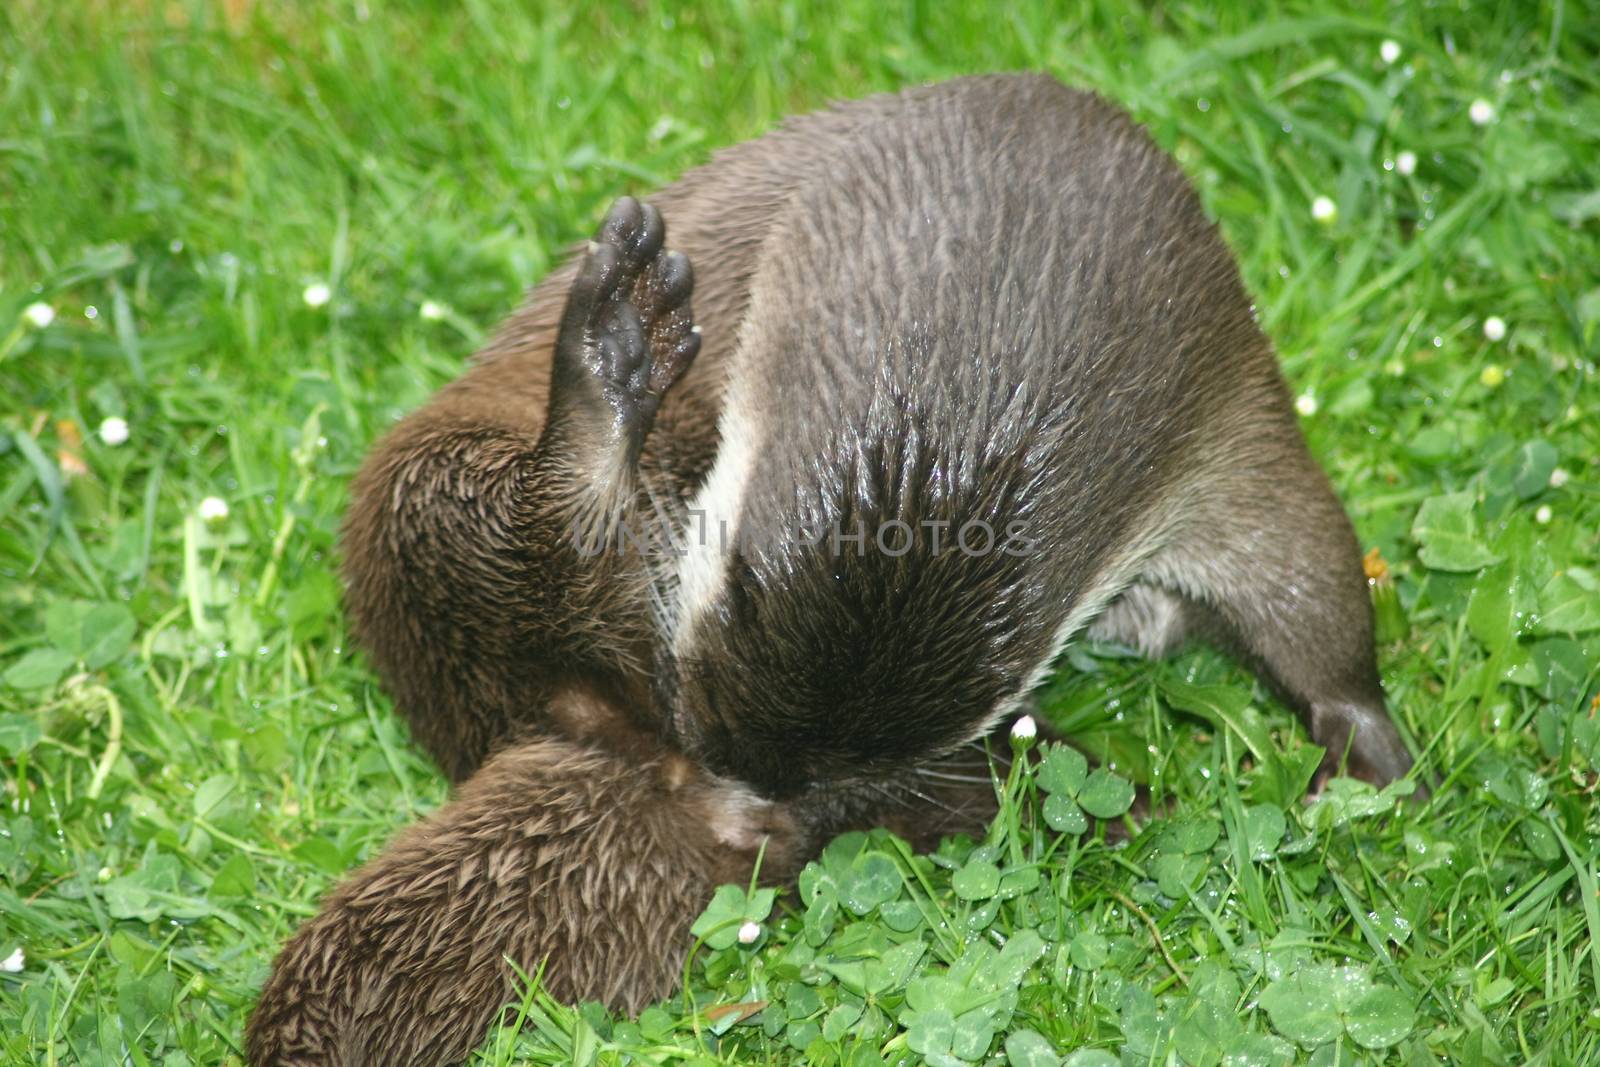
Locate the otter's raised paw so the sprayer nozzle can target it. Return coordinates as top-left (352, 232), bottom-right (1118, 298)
top-left (553, 196), bottom-right (700, 459)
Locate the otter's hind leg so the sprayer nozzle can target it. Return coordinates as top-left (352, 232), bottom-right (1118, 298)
top-left (547, 196), bottom-right (700, 478)
top-left (1140, 444), bottom-right (1416, 789)
top-left (342, 197), bottom-right (700, 780)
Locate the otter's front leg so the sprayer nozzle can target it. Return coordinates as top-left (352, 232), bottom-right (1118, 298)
top-left (341, 197), bottom-right (700, 780)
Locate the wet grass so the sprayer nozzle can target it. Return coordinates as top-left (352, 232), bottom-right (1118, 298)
top-left (1, 1), bottom-right (1597, 1063)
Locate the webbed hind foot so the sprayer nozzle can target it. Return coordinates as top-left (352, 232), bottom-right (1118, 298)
top-left (550, 196), bottom-right (700, 469)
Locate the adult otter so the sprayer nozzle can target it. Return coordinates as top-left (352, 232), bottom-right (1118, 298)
top-left (248, 73), bottom-right (1417, 1065)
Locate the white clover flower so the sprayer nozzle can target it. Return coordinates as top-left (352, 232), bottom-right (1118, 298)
top-left (736, 921), bottom-right (761, 945)
top-left (1469, 99), bottom-right (1495, 126)
top-left (1483, 316), bottom-right (1507, 342)
top-left (419, 300), bottom-right (446, 322)
top-left (0, 947), bottom-right (22, 973)
top-left (1549, 468), bottom-right (1569, 489)
top-left (1395, 151), bottom-right (1418, 177)
top-left (1379, 40), bottom-right (1402, 65)
top-left (302, 283), bottom-right (332, 309)
top-left (1010, 715), bottom-right (1037, 741)
top-left (198, 496), bottom-right (230, 523)
top-left (23, 302), bottom-right (55, 329)
top-left (1295, 393), bottom-right (1319, 417)
top-left (1535, 505), bottom-right (1553, 525)
top-left (98, 416), bottom-right (130, 447)
top-left (1311, 196), bottom-right (1337, 224)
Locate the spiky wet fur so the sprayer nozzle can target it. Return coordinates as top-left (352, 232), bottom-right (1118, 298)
top-left (245, 738), bottom-right (801, 1067)
top-left (246, 717), bottom-right (1035, 1067)
top-left (251, 73), bottom-right (1417, 1066)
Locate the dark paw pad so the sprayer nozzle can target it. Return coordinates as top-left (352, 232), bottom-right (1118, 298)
top-left (556, 196), bottom-right (701, 452)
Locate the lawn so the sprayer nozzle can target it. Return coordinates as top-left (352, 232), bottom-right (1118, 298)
top-left (1, 1), bottom-right (1597, 1064)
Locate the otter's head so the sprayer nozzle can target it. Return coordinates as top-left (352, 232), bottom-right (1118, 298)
top-left (667, 500), bottom-right (1054, 798)
top-left (663, 358), bottom-right (1071, 797)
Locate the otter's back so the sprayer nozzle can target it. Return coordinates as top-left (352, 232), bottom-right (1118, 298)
top-left (731, 75), bottom-right (1274, 582)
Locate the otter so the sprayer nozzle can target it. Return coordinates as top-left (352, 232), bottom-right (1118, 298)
top-left (248, 74), bottom-right (1418, 1065)
top-left (246, 711), bottom-right (1035, 1067)
top-left (244, 735), bottom-right (804, 1066)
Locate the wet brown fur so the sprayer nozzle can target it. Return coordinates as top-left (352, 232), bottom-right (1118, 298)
top-left (246, 711), bottom-right (1030, 1066)
top-left (246, 736), bottom-right (802, 1067)
top-left (250, 74), bottom-right (1418, 1066)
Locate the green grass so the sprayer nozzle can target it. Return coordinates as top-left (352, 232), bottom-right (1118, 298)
top-left (1, 1), bottom-right (1597, 1063)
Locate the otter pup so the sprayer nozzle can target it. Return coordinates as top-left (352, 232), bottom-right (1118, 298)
top-left (246, 711), bottom-right (1031, 1067)
top-left (245, 733), bottom-right (811, 1067)
top-left (250, 73), bottom-right (1418, 1064)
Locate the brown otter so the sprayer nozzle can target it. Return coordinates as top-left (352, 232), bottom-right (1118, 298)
top-left (245, 734), bottom-right (802, 1067)
top-left (245, 709), bottom-right (1031, 1067)
top-left (248, 73), bottom-right (1418, 1064)
top-left (337, 74), bottom-right (1413, 796)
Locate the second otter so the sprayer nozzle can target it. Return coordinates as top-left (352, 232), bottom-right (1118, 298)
top-left (246, 709), bottom-right (1037, 1066)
